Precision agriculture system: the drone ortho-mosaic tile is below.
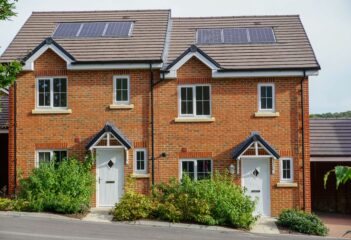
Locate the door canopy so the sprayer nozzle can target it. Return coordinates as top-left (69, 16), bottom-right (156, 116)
top-left (86, 122), bottom-right (132, 150)
top-left (232, 132), bottom-right (280, 160)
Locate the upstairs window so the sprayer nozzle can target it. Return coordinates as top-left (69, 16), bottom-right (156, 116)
top-left (134, 149), bottom-right (147, 174)
top-left (280, 158), bottom-right (293, 182)
top-left (37, 78), bottom-right (67, 108)
top-left (258, 83), bottom-right (275, 112)
top-left (179, 85), bottom-right (211, 117)
top-left (113, 76), bottom-right (130, 105)
top-left (36, 150), bottom-right (67, 167)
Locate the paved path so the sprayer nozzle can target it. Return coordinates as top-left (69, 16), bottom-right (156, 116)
top-left (0, 213), bottom-right (341, 240)
top-left (318, 212), bottom-right (351, 239)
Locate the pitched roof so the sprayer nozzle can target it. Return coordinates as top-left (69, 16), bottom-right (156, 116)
top-left (310, 119), bottom-right (351, 157)
top-left (232, 132), bottom-right (280, 159)
top-left (86, 122), bottom-right (132, 150)
top-left (0, 10), bottom-right (170, 63)
top-left (167, 15), bottom-right (320, 70)
top-left (0, 91), bottom-right (9, 129)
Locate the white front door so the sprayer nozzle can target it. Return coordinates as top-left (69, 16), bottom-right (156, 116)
top-left (242, 158), bottom-right (271, 216)
top-left (96, 149), bottom-right (124, 207)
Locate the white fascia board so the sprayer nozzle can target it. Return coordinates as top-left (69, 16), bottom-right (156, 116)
top-left (22, 44), bottom-right (74, 71)
top-left (212, 69), bottom-right (319, 78)
top-left (68, 62), bottom-right (163, 70)
top-left (164, 52), bottom-right (220, 79)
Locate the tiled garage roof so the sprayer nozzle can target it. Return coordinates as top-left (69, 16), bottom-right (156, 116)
top-left (310, 119), bottom-right (351, 157)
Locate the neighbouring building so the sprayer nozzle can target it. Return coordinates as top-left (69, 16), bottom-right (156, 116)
top-left (310, 119), bottom-right (351, 214)
top-left (0, 10), bottom-right (320, 216)
top-left (0, 88), bottom-right (9, 193)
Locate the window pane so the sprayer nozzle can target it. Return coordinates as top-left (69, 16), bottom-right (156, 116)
top-left (197, 160), bottom-right (212, 180)
top-left (203, 101), bottom-right (210, 115)
top-left (53, 151), bottom-right (67, 163)
top-left (203, 86), bottom-right (210, 100)
top-left (195, 86), bottom-right (210, 116)
top-left (266, 86), bottom-right (272, 98)
top-left (282, 159), bottom-right (291, 180)
top-left (53, 79), bottom-right (67, 107)
top-left (266, 98), bottom-right (272, 109)
top-left (115, 78), bottom-right (129, 102)
top-left (196, 101), bottom-right (203, 115)
top-left (122, 90), bottom-right (128, 101)
top-left (136, 150), bottom-right (146, 171)
top-left (180, 87), bottom-right (193, 115)
top-left (38, 79), bottom-right (51, 106)
top-left (38, 152), bottom-right (51, 165)
top-left (186, 88), bottom-right (193, 101)
top-left (261, 86), bottom-right (267, 98)
top-left (196, 86), bottom-right (203, 100)
top-left (116, 90), bottom-right (122, 101)
top-left (182, 161), bottom-right (195, 180)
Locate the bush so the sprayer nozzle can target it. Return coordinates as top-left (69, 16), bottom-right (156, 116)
top-left (278, 209), bottom-right (328, 236)
top-left (0, 198), bottom-right (30, 211)
top-left (19, 157), bottom-right (94, 214)
top-left (113, 173), bottom-right (256, 229)
top-left (113, 191), bottom-right (153, 221)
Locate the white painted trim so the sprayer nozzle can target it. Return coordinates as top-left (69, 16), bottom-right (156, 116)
top-left (238, 141), bottom-right (278, 160)
top-left (174, 117), bottom-right (215, 123)
top-left (109, 104), bottom-right (134, 110)
top-left (0, 129), bottom-right (8, 134)
top-left (23, 44), bottom-right (74, 71)
top-left (164, 51), bottom-right (220, 79)
top-left (276, 182), bottom-right (298, 188)
top-left (280, 157), bottom-right (294, 183)
top-left (89, 132), bottom-right (126, 151)
top-left (254, 112), bottom-right (280, 117)
top-left (177, 84), bottom-right (212, 118)
top-left (179, 159), bottom-right (213, 181)
top-left (258, 83), bottom-right (275, 112)
top-left (134, 148), bottom-right (147, 175)
top-left (311, 157), bottom-right (351, 162)
top-left (113, 75), bottom-right (130, 105)
top-left (212, 69), bottom-right (319, 78)
top-left (0, 88), bottom-right (9, 95)
top-left (68, 62), bottom-right (163, 71)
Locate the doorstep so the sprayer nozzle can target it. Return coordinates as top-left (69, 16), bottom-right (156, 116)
top-left (82, 208), bottom-right (113, 223)
top-left (250, 217), bottom-right (280, 234)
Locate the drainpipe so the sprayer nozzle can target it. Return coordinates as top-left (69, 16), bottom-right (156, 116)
top-left (150, 64), bottom-right (155, 186)
top-left (13, 81), bottom-right (17, 196)
top-left (301, 71), bottom-right (306, 210)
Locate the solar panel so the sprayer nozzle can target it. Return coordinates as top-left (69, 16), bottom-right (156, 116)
top-left (223, 28), bottom-right (248, 44)
top-left (197, 29), bottom-right (222, 44)
top-left (105, 22), bottom-right (132, 37)
top-left (248, 28), bottom-right (275, 43)
top-left (52, 21), bottom-right (133, 38)
top-left (79, 22), bottom-right (106, 37)
top-left (53, 23), bottom-right (81, 38)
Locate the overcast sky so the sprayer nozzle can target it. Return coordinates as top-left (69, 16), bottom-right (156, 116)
top-left (0, 0), bottom-right (350, 114)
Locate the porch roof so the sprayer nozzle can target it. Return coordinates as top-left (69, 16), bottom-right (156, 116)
top-left (232, 132), bottom-right (280, 159)
top-left (86, 122), bottom-right (132, 150)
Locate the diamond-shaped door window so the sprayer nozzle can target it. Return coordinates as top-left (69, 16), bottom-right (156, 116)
top-left (108, 160), bottom-right (114, 168)
top-left (253, 168), bottom-right (259, 177)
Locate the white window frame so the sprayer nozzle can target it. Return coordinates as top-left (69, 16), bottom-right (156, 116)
top-left (178, 84), bottom-right (212, 118)
top-left (134, 148), bottom-right (147, 174)
top-left (35, 77), bottom-right (68, 109)
top-left (113, 75), bottom-right (130, 105)
top-left (179, 159), bottom-right (213, 180)
top-left (35, 149), bottom-right (68, 167)
top-left (280, 157), bottom-right (293, 182)
top-left (258, 83), bottom-right (275, 112)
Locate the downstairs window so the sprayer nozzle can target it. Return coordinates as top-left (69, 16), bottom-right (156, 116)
top-left (180, 159), bottom-right (212, 180)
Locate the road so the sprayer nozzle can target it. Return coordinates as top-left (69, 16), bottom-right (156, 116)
top-left (0, 214), bottom-right (335, 240)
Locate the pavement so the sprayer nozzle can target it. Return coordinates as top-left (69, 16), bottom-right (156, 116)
top-left (317, 212), bottom-right (351, 239)
top-left (0, 212), bottom-right (341, 240)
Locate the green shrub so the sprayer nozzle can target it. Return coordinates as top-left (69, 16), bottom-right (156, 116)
top-left (0, 198), bottom-right (30, 211)
top-left (278, 209), bottom-right (328, 236)
top-left (19, 157), bottom-right (94, 214)
top-left (113, 173), bottom-right (256, 229)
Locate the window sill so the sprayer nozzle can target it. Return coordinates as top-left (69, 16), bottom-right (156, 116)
top-left (131, 173), bottom-right (150, 179)
top-left (174, 117), bottom-right (215, 123)
top-left (276, 182), bottom-right (298, 188)
top-left (109, 104), bottom-right (134, 110)
top-left (32, 109), bottom-right (72, 115)
top-left (254, 112), bottom-right (280, 118)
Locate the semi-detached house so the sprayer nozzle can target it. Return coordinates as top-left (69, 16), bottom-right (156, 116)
top-left (0, 10), bottom-right (320, 217)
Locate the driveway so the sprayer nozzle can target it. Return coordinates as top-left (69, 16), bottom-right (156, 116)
top-left (0, 214), bottom-right (341, 240)
top-left (317, 212), bottom-right (351, 239)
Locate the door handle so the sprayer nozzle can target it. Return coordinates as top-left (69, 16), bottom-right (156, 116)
top-left (251, 190), bottom-right (260, 193)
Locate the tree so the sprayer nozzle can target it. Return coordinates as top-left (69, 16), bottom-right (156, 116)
top-left (324, 166), bottom-right (351, 189)
top-left (0, 0), bottom-right (22, 89)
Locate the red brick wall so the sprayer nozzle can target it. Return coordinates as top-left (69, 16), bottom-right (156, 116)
top-left (9, 52), bottom-right (310, 215)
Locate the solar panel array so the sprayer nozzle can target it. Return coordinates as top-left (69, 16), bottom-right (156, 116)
top-left (52, 21), bottom-right (133, 38)
top-left (197, 27), bottom-right (275, 44)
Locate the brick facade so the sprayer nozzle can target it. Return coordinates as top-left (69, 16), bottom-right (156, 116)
top-left (8, 51), bottom-right (311, 216)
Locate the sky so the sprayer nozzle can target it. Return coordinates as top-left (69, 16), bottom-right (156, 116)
top-left (0, 0), bottom-right (350, 114)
